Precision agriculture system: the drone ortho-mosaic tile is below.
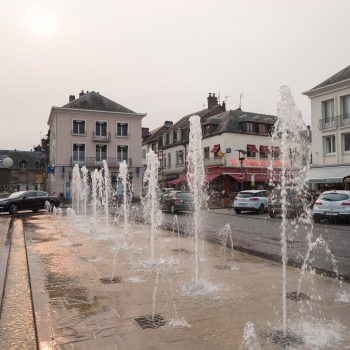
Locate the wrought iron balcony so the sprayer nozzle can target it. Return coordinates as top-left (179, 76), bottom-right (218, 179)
top-left (92, 132), bottom-right (111, 142)
top-left (70, 157), bottom-right (132, 167)
top-left (318, 114), bottom-right (350, 131)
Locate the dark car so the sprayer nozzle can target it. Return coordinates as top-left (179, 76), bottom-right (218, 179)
top-left (160, 191), bottom-right (193, 214)
top-left (268, 187), bottom-right (307, 218)
top-left (0, 190), bottom-right (60, 215)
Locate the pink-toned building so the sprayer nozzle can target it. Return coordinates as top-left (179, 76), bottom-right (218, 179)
top-left (47, 91), bottom-right (146, 198)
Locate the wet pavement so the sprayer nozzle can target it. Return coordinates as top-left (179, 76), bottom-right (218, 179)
top-left (18, 214), bottom-right (350, 349)
top-left (0, 219), bottom-right (37, 349)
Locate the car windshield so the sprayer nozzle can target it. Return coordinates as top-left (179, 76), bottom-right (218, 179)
top-left (237, 192), bottom-right (256, 198)
top-left (176, 192), bottom-right (192, 198)
top-left (8, 191), bottom-right (26, 199)
top-left (319, 193), bottom-right (349, 201)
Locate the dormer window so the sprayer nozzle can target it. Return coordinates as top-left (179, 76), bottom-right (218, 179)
top-left (20, 160), bottom-right (27, 170)
top-left (245, 122), bottom-right (254, 132)
top-left (173, 131), bottom-right (177, 142)
top-left (177, 129), bottom-right (182, 141)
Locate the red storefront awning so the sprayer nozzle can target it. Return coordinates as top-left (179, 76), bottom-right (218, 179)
top-left (247, 144), bottom-right (258, 153)
top-left (205, 173), bottom-right (221, 182)
top-left (272, 146), bottom-right (281, 155)
top-left (259, 145), bottom-right (271, 153)
top-left (226, 173), bottom-right (242, 181)
top-left (167, 175), bottom-right (187, 185)
top-left (211, 144), bottom-right (220, 153)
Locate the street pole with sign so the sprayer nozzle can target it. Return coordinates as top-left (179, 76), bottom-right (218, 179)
top-left (235, 149), bottom-right (247, 191)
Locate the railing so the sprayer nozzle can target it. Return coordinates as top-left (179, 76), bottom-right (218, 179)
top-left (92, 132), bottom-right (111, 142)
top-left (318, 114), bottom-right (350, 130)
top-left (71, 130), bottom-right (87, 136)
top-left (70, 157), bottom-right (132, 167)
top-left (204, 157), bottom-right (225, 166)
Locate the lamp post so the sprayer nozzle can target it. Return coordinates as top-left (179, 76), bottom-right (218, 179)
top-left (235, 149), bottom-right (246, 191)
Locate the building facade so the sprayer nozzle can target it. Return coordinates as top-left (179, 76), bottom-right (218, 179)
top-left (0, 150), bottom-right (45, 195)
top-left (48, 91), bottom-right (146, 198)
top-left (304, 64), bottom-right (350, 190)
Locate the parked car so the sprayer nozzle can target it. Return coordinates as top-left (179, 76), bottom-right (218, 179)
top-left (233, 190), bottom-right (269, 214)
top-left (268, 187), bottom-right (306, 218)
top-left (160, 191), bottom-right (193, 214)
top-left (313, 190), bottom-right (350, 223)
top-left (0, 190), bottom-right (60, 215)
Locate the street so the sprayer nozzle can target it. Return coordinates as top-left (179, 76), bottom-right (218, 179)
top-left (160, 208), bottom-right (350, 280)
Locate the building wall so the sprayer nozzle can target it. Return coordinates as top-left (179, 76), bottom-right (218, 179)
top-left (48, 109), bottom-right (144, 197)
top-left (310, 86), bottom-right (350, 166)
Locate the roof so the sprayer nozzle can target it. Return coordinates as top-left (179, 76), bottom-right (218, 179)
top-left (62, 91), bottom-right (135, 113)
top-left (203, 109), bottom-right (276, 137)
top-left (306, 64), bottom-right (350, 93)
top-left (0, 150), bottom-right (44, 170)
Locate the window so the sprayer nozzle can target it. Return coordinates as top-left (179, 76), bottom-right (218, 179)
top-left (322, 100), bottom-right (334, 121)
top-left (19, 161), bottom-right (27, 170)
top-left (96, 121), bottom-right (107, 136)
top-left (73, 120), bottom-right (86, 134)
top-left (247, 144), bottom-right (258, 157)
top-left (259, 145), bottom-right (269, 158)
top-left (272, 146), bottom-right (280, 159)
top-left (245, 122), bottom-right (254, 132)
top-left (324, 135), bottom-right (336, 154)
top-left (166, 133), bottom-right (170, 145)
top-left (73, 144), bottom-right (85, 163)
top-left (168, 153), bottom-right (171, 167)
top-left (162, 134), bottom-right (166, 146)
top-left (177, 129), bottom-right (182, 141)
top-left (173, 131), bottom-right (177, 142)
top-left (163, 157), bottom-right (167, 168)
top-left (176, 150), bottom-right (184, 165)
top-left (343, 134), bottom-right (350, 152)
top-left (258, 124), bottom-right (267, 134)
top-left (96, 145), bottom-right (107, 162)
top-left (204, 147), bottom-right (210, 159)
top-left (117, 123), bottom-right (128, 136)
top-left (341, 95), bottom-right (350, 116)
top-left (169, 133), bottom-right (173, 144)
top-left (117, 145), bottom-right (128, 162)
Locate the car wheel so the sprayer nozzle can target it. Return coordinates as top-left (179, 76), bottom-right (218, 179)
top-left (170, 204), bottom-right (176, 214)
top-left (234, 209), bottom-right (241, 214)
top-left (258, 204), bottom-right (264, 215)
top-left (9, 204), bottom-right (18, 215)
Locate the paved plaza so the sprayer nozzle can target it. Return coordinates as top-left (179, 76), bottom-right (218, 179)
top-left (0, 214), bottom-right (349, 349)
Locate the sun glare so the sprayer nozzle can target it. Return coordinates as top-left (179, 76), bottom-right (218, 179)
top-left (28, 10), bottom-right (57, 36)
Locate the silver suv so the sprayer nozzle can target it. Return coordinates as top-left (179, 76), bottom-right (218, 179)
top-left (233, 190), bottom-right (269, 215)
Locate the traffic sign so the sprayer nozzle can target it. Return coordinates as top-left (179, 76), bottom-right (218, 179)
top-left (238, 174), bottom-right (245, 183)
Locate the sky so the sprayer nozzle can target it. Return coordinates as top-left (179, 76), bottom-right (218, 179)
top-left (0, 0), bottom-right (349, 150)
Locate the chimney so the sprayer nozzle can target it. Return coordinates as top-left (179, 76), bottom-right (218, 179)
top-left (222, 101), bottom-right (226, 111)
top-left (79, 90), bottom-right (85, 98)
top-left (69, 95), bottom-right (75, 102)
top-left (207, 92), bottom-right (218, 110)
top-left (164, 121), bottom-right (173, 128)
top-left (142, 127), bottom-right (150, 137)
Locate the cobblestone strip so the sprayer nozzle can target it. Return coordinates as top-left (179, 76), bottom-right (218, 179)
top-left (0, 219), bottom-right (37, 349)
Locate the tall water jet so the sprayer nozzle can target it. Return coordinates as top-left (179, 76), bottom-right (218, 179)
top-left (187, 115), bottom-right (207, 286)
top-left (102, 160), bottom-right (111, 229)
top-left (91, 169), bottom-right (99, 219)
top-left (81, 166), bottom-right (89, 218)
top-left (72, 164), bottom-right (82, 214)
top-left (142, 150), bottom-right (162, 260)
top-left (119, 160), bottom-right (131, 247)
top-left (272, 86), bottom-right (311, 335)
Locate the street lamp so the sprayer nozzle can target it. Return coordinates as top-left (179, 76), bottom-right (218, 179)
top-left (235, 149), bottom-right (247, 191)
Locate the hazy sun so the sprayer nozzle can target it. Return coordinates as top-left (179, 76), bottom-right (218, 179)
top-left (28, 9), bottom-right (57, 36)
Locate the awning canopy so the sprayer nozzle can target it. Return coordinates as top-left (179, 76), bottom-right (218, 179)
top-left (259, 145), bottom-right (270, 153)
top-left (211, 144), bottom-right (220, 153)
top-left (247, 144), bottom-right (258, 153)
top-left (226, 173), bottom-right (242, 181)
top-left (306, 166), bottom-right (350, 184)
top-left (167, 175), bottom-right (187, 185)
top-left (205, 173), bottom-right (221, 182)
top-left (272, 146), bottom-right (280, 155)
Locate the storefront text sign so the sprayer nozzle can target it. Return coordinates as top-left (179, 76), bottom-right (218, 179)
top-left (230, 158), bottom-right (288, 168)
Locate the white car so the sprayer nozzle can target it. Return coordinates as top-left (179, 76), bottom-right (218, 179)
top-left (233, 190), bottom-right (269, 215)
top-left (313, 190), bottom-right (350, 223)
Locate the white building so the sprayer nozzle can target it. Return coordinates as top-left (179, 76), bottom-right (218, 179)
top-left (304, 65), bottom-right (350, 190)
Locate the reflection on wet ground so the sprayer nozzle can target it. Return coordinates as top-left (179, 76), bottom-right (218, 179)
top-left (23, 215), bottom-right (350, 349)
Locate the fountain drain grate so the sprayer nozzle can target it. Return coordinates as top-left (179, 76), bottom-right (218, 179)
top-left (134, 314), bottom-right (166, 329)
top-left (268, 330), bottom-right (303, 348)
top-left (286, 291), bottom-right (309, 301)
top-left (172, 248), bottom-right (190, 253)
top-left (100, 277), bottom-right (122, 284)
top-left (214, 264), bottom-right (232, 270)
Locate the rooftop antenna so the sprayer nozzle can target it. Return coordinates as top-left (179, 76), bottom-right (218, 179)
top-left (225, 95), bottom-right (232, 108)
top-left (218, 92), bottom-right (221, 104)
top-left (239, 93), bottom-right (243, 109)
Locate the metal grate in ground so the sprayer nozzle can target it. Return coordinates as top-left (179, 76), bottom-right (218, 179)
top-left (286, 291), bottom-right (309, 301)
top-left (214, 264), bottom-right (232, 270)
top-left (134, 314), bottom-right (166, 329)
top-left (100, 277), bottom-right (122, 284)
top-left (172, 248), bottom-right (190, 253)
top-left (268, 330), bottom-right (303, 348)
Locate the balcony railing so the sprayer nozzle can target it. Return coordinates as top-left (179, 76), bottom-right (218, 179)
top-left (318, 114), bottom-right (350, 131)
top-left (70, 157), bottom-right (132, 167)
top-left (204, 157), bottom-right (225, 166)
top-left (92, 132), bottom-right (111, 142)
